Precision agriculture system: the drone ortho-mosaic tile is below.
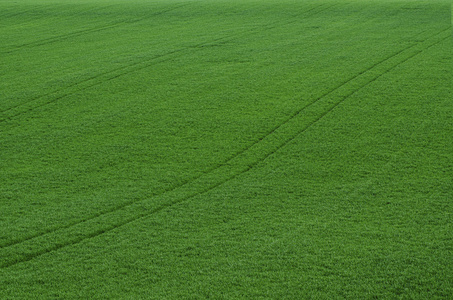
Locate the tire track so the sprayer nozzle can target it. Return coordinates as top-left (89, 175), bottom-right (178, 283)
top-left (0, 3), bottom-right (190, 54)
top-left (2, 21), bottom-right (124, 54)
top-left (0, 4), bottom-right (111, 30)
top-left (1, 26), bottom-right (449, 269)
top-left (0, 2), bottom-right (330, 123)
top-left (0, 5), bottom-right (55, 20)
top-left (0, 3), bottom-right (333, 249)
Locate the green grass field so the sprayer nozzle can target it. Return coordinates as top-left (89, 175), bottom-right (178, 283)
top-left (1, 0), bottom-right (452, 298)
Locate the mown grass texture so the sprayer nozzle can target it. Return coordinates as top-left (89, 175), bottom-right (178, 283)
top-left (0, 0), bottom-right (452, 298)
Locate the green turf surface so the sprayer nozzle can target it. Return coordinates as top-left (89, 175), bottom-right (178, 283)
top-left (1, 0), bottom-right (452, 298)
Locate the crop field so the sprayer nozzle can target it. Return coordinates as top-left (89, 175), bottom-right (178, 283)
top-left (0, 0), bottom-right (452, 298)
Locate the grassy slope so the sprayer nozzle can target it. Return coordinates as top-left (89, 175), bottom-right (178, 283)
top-left (0, 0), bottom-right (451, 298)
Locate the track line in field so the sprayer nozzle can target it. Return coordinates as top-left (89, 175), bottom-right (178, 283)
top-left (2, 22), bottom-right (124, 53)
top-left (0, 2), bottom-right (331, 123)
top-left (0, 3), bottom-right (333, 249)
top-left (0, 4), bottom-right (57, 20)
top-left (0, 3), bottom-right (191, 54)
top-left (0, 9), bottom-right (33, 20)
top-left (0, 4), bottom-right (112, 30)
top-left (1, 26), bottom-right (448, 269)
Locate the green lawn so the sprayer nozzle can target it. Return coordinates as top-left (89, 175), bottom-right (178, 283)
top-left (0, 0), bottom-right (452, 298)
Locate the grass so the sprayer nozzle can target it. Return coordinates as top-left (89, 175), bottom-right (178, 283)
top-left (0, 0), bottom-right (452, 298)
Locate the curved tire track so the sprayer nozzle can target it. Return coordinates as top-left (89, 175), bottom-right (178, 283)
top-left (1, 27), bottom-right (449, 269)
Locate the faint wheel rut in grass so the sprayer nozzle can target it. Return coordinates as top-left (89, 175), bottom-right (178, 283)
top-left (0, 4), bottom-right (114, 31)
top-left (0, 6), bottom-right (43, 20)
top-left (0, 3), bottom-right (82, 21)
top-left (0, 27), bottom-right (449, 269)
top-left (0, 2), bottom-right (331, 123)
top-left (0, 3), bottom-right (191, 54)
